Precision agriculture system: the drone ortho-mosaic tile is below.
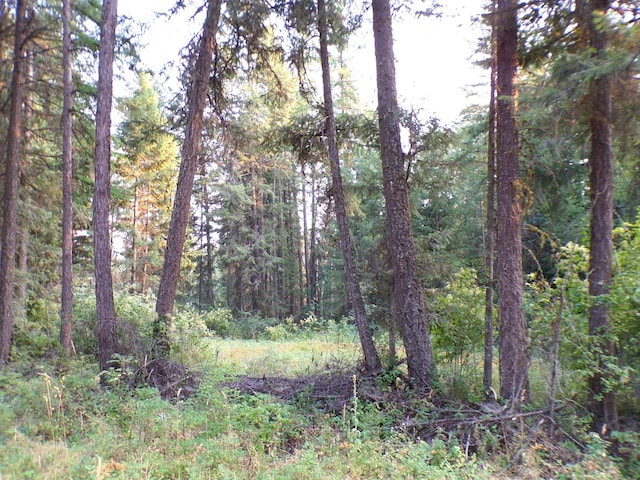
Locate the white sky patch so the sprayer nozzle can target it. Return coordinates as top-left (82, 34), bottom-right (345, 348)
top-left (347, 1), bottom-right (488, 125)
top-left (117, 0), bottom-right (489, 123)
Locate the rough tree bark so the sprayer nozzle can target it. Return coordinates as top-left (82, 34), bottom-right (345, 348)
top-left (372, 0), bottom-right (435, 388)
top-left (579, 0), bottom-right (619, 435)
top-left (155, 0), bottom-right (222, 355)
top-left (60, 0), bottom-right (74, 355)
top-left (496, 0), bottom-right (529, 403)
top-left (317, 0), bottom-right (382, 374)
top-left (0, 0), bottom-right (27, 365)
top-left (94, 0), bottom-right (121, 375)
top-left (484, 1), bottom-right (497, 396)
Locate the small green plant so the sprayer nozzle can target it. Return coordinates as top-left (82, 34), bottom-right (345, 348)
top-left (203, 307), bottom-right (232, 335)
top-left (611, 430), bottom-right (640, 478)
top-left (170, 306), bottom-right (214, 364)
top-left (430, 268), bottom-right (484, 366)
top-left (228, 312), bottom-right (279, 339)
top-left (557, 433), bottom-right (622, 479)
top-left (264, 322), bottom-right (293, 341)
top-left (375, 365), bottom-right (403, 391)
top-left (230, 391), bottom-right (305, 455)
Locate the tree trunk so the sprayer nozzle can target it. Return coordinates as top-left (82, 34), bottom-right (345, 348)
top-left (318, 0), bottom-right (381, 373)
top-left (484, 0), bottom-right (497, 397)
top-left (309, 165), bottom-right (320, 316)
top-left (60, 0), bottom-right (74, 355)
top-left (301, 164), bottom-right (311, 309)
top-left (294, 179), bottom-right (304, 315)
top-left (94, 0), bottom-right (121, 376)
top-left (0, 0), bottom-right (27, 364)
top-left (372, 0), bottom-right (435, 389)
top-left (496, 0), bottom-right (529, 403)
top-left (130, 184), bottom-right (138, 291)
top-left (155, 0), bottom-right (222, 354)
top-left (15, 47), bottom-right (35, 326)
top-left (580, 0), bottom-right (618, 435)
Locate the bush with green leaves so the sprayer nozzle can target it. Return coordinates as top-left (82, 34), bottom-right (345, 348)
top-left (71, 287), bottom-right (98, 355)
top-left (203, 307), bottom-right (232, 335)
top-left (611, 215), bottom-right (640, 414)
top-left (169, 306), bottom-right (215, 364)
top-left (10, 295), bottom-right (59, 360)
top-left (228, 312), bottom-right (280, 339)
top-left (72, 290), bottom-right (156, 358)
top-left (229, 391), bottom-right (305, 454)
top-left (429, 268), bottom-right (484, 366)
top-left (526, 236), bottom-right (637, 413)
top-left (114, 293), bottom-right (156, 355)
top-left (525, 242), bottom-right (591, 366)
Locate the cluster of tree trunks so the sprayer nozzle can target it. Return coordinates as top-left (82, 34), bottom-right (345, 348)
top-left (0, 0), bottom-right (623, 435)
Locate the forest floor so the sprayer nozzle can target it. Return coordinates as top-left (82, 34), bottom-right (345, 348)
top-left (0, 330), bottom-right (636, 479)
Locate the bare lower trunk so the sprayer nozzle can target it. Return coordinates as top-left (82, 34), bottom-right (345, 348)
top-left (94, 0), bottom-right (121, 376)
top-left (585, 0), bottom-right (617, 434)
top-left (587, 81), bottom-right (618, 432)
top-left (0, 0), bottom-right (27, 364)
top-left (496, 0), bottom-right (529, 403)
top-left (484, 0), bottom-right (497, 397)
top-left (60, 0), bottom-right (74, 354)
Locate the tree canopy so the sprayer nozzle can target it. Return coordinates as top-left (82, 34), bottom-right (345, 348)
top-left (0, 1), bottom-right (639, 468)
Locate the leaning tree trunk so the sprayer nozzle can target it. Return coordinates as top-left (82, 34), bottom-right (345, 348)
top-left (372, 0), bottom-right (435, 389)
top-left (94, 0), bottom-right (121, 376)
top-left (155, 0), bottom-right (222, 355)
top-left (0, 0), bottom-right (27, 365)
top-left (496, 0), bottom-right (529, 403)
top-left (580, 0), bottom-right (618, 435)
top-left (60, 0), bottom-right (74, 355)
top-left (317, 0), bottom-right (382, 374)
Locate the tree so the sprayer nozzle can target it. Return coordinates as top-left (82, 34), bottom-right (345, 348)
top-left (0, 0), bottom-right (27, 364)
top-left (94, 0), bottom-right (121, 375)
top-left (495, 0), bottom-right (529, 403)
top-left (155, 0), bottom-right (222, 354)
top-left (371, 0), bottom-right (435, 389)
top-left (578, 0), bottom-right (619, 434)
top-left (484, 0), bottom-right (497, 396)
top-left (115, 73), bottom-right (179, 295)
top-left (60, 0), bottom-right (74, 355)
top-left (317, 0), bottom-right (381, 373)
top-left (212, 95), bottom-right (305, 318)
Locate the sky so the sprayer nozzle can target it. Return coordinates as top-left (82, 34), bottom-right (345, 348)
top-left (118, 0), bottom-right (489, 125)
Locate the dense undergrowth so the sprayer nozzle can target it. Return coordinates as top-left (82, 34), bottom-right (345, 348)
top-left (0, 298), bottom-right (637, 479)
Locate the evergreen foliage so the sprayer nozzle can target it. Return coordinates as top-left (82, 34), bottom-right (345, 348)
top-left (0, 0), bottom-right (639, 476)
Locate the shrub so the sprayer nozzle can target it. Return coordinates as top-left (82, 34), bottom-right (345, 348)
top-left (114, 293), bottom-right (156, 356)
top-left (170, 306), bottom-right (214, 364)
top-left (71, 288), bottom-right (98, 355)
top-left (430, 268), bottom-right (484, 365)
top-left (203, 308), bottom-right (232, 335)
top-left (228, 312), bottom-right (279, 339)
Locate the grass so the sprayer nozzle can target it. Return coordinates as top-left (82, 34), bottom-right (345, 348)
top-left (0, 325), bottom-right (632, 480)
top-left (207, 336), bottom-right (361, 377)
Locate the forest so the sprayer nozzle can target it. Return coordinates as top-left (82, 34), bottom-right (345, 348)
top-left (0, 0), bottom-right (639, 478)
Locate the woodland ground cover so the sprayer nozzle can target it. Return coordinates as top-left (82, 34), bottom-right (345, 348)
top-left (0, 297), bottom-right (636, 479)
